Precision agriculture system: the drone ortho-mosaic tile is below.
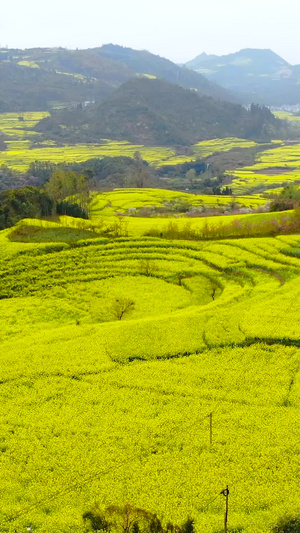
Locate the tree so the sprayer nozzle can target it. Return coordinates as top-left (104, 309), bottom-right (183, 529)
top-left (105, 504), bottom-right (153, 533)
top-left (45, 169), bottom-right (89, 208)
top-left (28, 161), bottom-right (57, 184)
top-left (185, 169), bottom-right (196, 188)
top-left (131, 523), bottom-right (141, 533)
top-left (109, 216), bottom-right (129, 238)
top-left (111, 297), bottom-right (135, 320)
top-left (0, 135), bottom-right (6, 152)
top-left (269, 185), bottom-right (300, 212)
top-left (149, 516), bottom-right (164, 533)
top-left (83, 504), bottom-right (111, 532)
top-left (271, 514), bottom-right (300, 533)
top-left (124, 152), bottom-right (157, 188)
top-left (83, 503), bottom-right (195, 533)
top-left (0, 186), bottom-right (53, 229)
top-left (139, 258), bottom-right (157, 277)
top-left (181, 518), bottom-right (195, 533)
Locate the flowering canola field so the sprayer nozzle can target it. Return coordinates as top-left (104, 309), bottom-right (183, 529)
top-left (0, 112), bottom-right (260, 172)
top-left (1, 212), bottom-right (300, 532)
top-left (227, 142), bottom-right (300, 194)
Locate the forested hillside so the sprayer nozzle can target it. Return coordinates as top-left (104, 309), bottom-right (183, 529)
top-left (0, 45), bottom-right (236, 111)
top-left (36, 78), bottom-right (284, 146)
top-left (96, 44), bottom-right (237, 101)
top-left (0, 62), bottom-right (113, 112)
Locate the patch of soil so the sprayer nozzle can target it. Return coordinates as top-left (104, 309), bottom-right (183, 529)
top-left (256, 167), bottom-right (296, 175)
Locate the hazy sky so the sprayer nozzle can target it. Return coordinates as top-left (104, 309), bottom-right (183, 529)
top-left (1, 0), bottom-right (300, 64)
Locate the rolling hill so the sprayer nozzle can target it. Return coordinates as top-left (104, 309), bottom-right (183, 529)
top-left (96, 43), bottom-right (238, 102)
top-left (0, 62), bottom-right (114, 112)
top-left (0, 45), bottom-right (238, 111)
top-left (36, 77), bottom-right (283, 146)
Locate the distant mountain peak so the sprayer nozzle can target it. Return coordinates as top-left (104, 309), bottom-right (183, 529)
top-left (185, 48), bottom-right (299, 106)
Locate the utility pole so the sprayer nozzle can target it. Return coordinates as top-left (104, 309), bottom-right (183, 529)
top-left (221, 486), bottom-right (229, 533)
top-left (209, 412), bottom-right (213, 446)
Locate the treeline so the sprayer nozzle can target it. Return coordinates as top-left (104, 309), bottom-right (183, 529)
top-left (82, 502), bottom-right (298, 533)
top-left (27, 154), bottom-right (157, 190)
top-left (0, 186), bottom-right (88, 230)
top-left (1, 155), bottom-right (230, 196)
top-left (36, 78), bottom-right (289, 147)
top-left (0, 156), bottom-right (157, 229)
top-left (269, 185), bottom-right (300, 212)
top-left (83, 503), bottom-right (195, 533)
top-left (0, 154), bottom-right (159, 193)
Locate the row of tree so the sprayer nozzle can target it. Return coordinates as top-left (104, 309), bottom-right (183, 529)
top-left (82, 502), bottom-right (300, 533)
top-left (83, 503), bottom-right (195, 533)
top-left (0, 186), bottom-right (88, 230)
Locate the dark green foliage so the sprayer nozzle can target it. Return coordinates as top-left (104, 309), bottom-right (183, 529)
top-left (0, 186), bottom-right (53, 229)
top-left (29, 156), bottom-right (155, 189)
top-left (271, 515), bottom-right (300, 533)
top-left (0, 165), bottom-right (25, 192)
top-left (29, 157), bottom-right (136, 184)
top-left (56, 201), bottom-right (88, 218)
top-left (157, 160), bottom-right (206, 177)
top-left (181, 518), bottom-right (195, 533)
top-left (0, 62), bottom-right (112, 111)
top-left (0, 164), bottom-right (51, 193)
top-left (28, 161), bottom-right (58, 184)
top-left (83, 510), bottom-right (111, 532)
top-left (97, 44), bottom-right (235, 102)
top-left (131, 522), bottom-right (141, 533)
top-left (149, 516), bottom-right (164, 533)
top-left (245, 103), bottom-right (278, 138)
top-left (83, 503), bottom-right (194, 533)
top-left (39, 78), bottom-right (285, 146)
top-left (71, 156), bottom-right (138, 187)
top-left (88, 78), bottom-right (246, 146)
top-left (270, 185), bottom-right (300, 211)
top-left (0, 185), bottom-right (88, 230)
top-left (0, 44), bottom-right (235, 112)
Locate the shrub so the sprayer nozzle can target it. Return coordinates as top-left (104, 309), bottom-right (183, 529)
top-left (272, 515), bottom-right (300, 533)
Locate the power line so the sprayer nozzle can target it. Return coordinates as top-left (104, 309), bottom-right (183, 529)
top-left (3, 452), bottom-right (141, 525)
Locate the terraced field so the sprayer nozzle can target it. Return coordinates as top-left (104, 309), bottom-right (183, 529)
top-left (1, 215), bottom-right (300, 532)
top-left (0, 112), bottom-right (262, 172)
top-left (0, 136), bottom-right (260, 173)
top-left (90, 188), bottom-right (266, 218)
top-left (2, 109), bottom-right (300, 532)
top-left (227, 142), bottom-right (300, 194)
top-left (2, 111), bottom-right (300, 202)
top-left (0, 112), bottom-right (49, 138)
top-left (273, 110), bottom-right (300, 122)
top-left (88, 189), bottom-right (297, 239)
